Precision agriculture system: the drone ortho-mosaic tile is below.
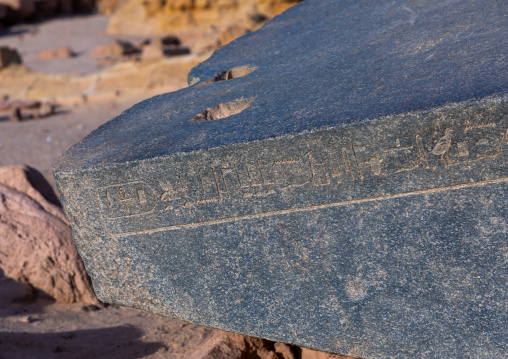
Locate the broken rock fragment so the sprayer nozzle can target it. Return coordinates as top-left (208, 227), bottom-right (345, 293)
top-left (0, 165), bottom-right (98, 304)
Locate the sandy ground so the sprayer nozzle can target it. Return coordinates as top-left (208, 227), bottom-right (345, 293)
top-left (0, 298), bottom-right (216, 359)
top-left (0, 93), bottom-right (166, 191)
top-left (0, 15), bottom-right (153, 74)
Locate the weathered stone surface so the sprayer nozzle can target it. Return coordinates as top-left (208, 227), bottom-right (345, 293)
top-left (54, 0), bottom-right (507, 358)
top-left (0, 165), bottom-right (98, 304)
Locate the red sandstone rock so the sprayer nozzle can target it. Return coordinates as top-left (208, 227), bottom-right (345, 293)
top-left (188, 331), bottom-right (277, 359)
top-left (0, 165), bottom-right (98, 304)
top-left (188, 330), bottom-right (356, 359)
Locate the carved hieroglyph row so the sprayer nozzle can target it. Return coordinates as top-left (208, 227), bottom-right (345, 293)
top-left (95, 100), bottom-right (508, 235)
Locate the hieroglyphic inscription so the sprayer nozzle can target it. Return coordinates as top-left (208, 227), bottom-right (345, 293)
top-left (96, 105), bottom-right (508, 234)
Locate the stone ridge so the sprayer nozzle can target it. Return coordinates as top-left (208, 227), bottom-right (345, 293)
top-left (54, 0), bottom-right (507, 174)
top-left (61, 96), bottom-right (507, 237)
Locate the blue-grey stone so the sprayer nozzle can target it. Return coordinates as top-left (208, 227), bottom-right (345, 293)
top-left (54, 0), bottom-right (507, 358)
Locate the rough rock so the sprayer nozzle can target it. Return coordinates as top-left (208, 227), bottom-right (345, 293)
top-left (106, 0), bottom-right (303, 35)
top-left (38, 46), bottom-right (75, 60)
top-left (188, 331), bottom-right (276, 359)
top-left (274, 343), bottom-right (295, 359)
top-left (110, 39), bottom-right (139, 56)
top-left (189, 332), bottom-right (353, 359)
top-left (92, 39), bottom-right (140, 58)
top-left (0, 46), bottom-right (22, 69)
top-left (0, 98), bottom-right (40, 112)
top-left (0, 165), bottom-right (97, 304)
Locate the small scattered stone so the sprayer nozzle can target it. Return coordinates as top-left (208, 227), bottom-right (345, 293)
top-left (81, 304), bottom-right (101, 312)
top-left (52, 346), bottom-right (63, 353)
top-left (154, 34), bottom-right (181, 46)
top-left (37, 102), bottom-right (56, 117)
top-left (0, 99), bottom-right (41, 112)
top-left (142, 44), bottom-right (190, 60)
top-left (135, 38), bottom-right (151, 49)
top-left (110, 39), bottom-right (139, 56)
top-left (9, 107), bottom-right (21, 122)
top-left (22, 315), bottom-right (41, 323)
top-left (0, 47), bottom-right (22, 69)
top-left (38, 47), bottom-right (75, 60)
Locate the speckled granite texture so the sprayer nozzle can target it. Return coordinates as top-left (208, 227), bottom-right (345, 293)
top-left (54, 0), bottom-right (507, 358)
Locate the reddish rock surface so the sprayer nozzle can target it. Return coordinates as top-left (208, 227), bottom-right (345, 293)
top-left (38, 46), bottom-right (75, 60)
top-left (188, 331), bottom-right (353, 359)
top-left (0, 165), bottom-right (98, 304)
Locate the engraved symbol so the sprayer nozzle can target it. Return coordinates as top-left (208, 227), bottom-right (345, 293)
top-left (366, 157), bottom-right (383, 176)
top-left (431, 128), bottom-right (453, 165)
top-left (99, 181), bottom-right (156, 218)
top-left (117, 187), bottom-right (131, 211)
top-left (464, 122), bottom-right (496, 131)
top-left (272, 157), bottom-right (309, 190)
top-left (456, 141), bottom-right (469, 157)
top-left (195, 167), bottom-right (221, 204)
top-left (384, 138), bottom-right (413, 152)
top-left (160, 173), bottom-right (187, 211)
top-left (472, 138), bottom-right (502, 160)
top-left (341, 147), bottom-right (355, 181)
top-left (307, 152), bottom-right (331, 186)
top-left (160, 174), bottom-right (187, 201)
top-left (351, 145), bottom-right (365, 180)
top-left (387, 135), bottom-right (429, 173)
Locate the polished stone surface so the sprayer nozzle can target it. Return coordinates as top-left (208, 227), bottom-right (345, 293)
top-left (54, 0), bottom-right (507, 357)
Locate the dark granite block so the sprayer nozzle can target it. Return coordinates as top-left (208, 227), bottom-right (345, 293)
top-left (54, 0), bottom-right (507, 357)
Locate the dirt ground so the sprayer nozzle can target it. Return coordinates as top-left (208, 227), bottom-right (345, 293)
top-left (0, 93), bottom-right (168, 191)
top-left (0, 297), bottom-right (216, 359)
top-left (1, 15), bottom-right (154, 75)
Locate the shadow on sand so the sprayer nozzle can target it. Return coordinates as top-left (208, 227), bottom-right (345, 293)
top-left (0, 325), bottom-right (166, 358)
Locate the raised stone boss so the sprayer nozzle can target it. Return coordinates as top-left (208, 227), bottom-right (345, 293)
top-left (54, 0), bottom-right (507, 357)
